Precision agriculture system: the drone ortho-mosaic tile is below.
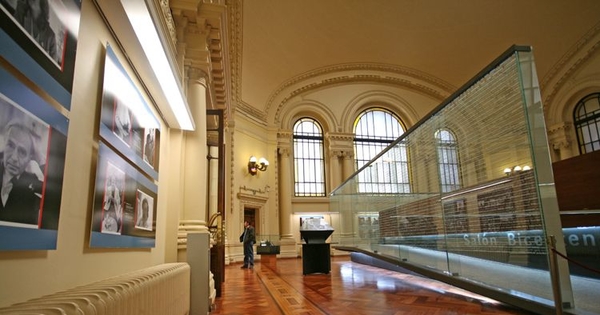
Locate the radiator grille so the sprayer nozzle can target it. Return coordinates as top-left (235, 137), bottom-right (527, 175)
top-left (0, 263), bottom-right (190, 315)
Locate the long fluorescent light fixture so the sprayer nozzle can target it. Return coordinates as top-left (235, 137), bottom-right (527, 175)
top-left (120, 0), bottom-right (195, 130)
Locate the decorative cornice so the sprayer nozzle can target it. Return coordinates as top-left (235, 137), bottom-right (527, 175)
top-left (237, 191), bottom-right (268, 203)
top-left (187, 66), bottom-right (209, 83)
top-left (326, 132), bottom-right (354, 143)
top-left (547, 122), bottom-right (572, 135)
top-left (227, 0), bottom-right (242, 105)
top-left (277, 131), bottom-right (292, 146)
top-left (159, 0), bottom-right (177, 47)
top-left (272, 65), bottom-right (453, 125)
top-left (278, 147), bottom-right (291, 157)
top-left (541, 22), bottom-right (600, 111)
top-left (172, 0), bottom-right (230, 115)
top-left (333, 150), bottom-right (354, 159)
top-left (237, 101), bottom-right (267, 121)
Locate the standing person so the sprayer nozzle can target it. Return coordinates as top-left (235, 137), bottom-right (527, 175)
top-left (239, 220), bottom-right (255, 269)
top-left (0, 120), bottom-right (44, 225)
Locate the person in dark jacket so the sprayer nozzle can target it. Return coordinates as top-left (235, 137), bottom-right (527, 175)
top-left (239, 220), bottom-right (256, 269)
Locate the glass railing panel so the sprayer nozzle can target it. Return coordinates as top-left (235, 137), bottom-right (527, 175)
top-left (329, 46), bottom-right (590, 312)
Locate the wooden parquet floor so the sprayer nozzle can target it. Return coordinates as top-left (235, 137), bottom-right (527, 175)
top-left (210, 256), bottom-right (533, 315)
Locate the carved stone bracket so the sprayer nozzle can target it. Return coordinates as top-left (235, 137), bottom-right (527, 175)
top-left (548, 122), bottom-right (573, 150)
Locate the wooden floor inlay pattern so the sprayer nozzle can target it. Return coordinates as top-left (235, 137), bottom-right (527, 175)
top-left (256, 262), bottom-right (326, 314)
top-left (211, 256), bottom-right (533, 315)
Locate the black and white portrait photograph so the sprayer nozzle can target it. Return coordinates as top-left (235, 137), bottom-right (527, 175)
top-left (101, 161), bottom-right (125, 235)
top-left (135, 190), bottom-right (153, 231)
top-left (143, 128), bottom-right (155, 166)
top-left (0, 0), bottom-right (80, 105)
top-left (0, 93), bottom-right (50, 228)
top-left (1, 0), bottom-right (65, 66)
top-left (112, 99), bottom-right (132, 147)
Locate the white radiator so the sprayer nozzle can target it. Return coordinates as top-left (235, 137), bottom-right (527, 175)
top-left (0, 263), bottom-right (190, 315)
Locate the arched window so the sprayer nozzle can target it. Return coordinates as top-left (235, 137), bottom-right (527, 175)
top-left (435, 128), bottom-right (461, 193)
top-left (353, 109), bottom-right (408, 193)
top-left (574, 93), bottom-right (600, 154)
top-left (293, 118), bottom-right (326, 197)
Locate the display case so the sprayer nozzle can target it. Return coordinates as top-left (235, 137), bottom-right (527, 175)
top-left (256, 234), bottom-right (280, 254)
top-left (300, 218), bottom-right (334, 275)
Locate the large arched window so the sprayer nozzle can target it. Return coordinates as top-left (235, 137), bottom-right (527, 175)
top-left (353, 109), bottom-right (408, 193)
top-left (435, 128), bottom-right (461, 193)
top-left (293, 118), bottom-right (326, 197)
top-left (574, 93), bottom-right (600, 154)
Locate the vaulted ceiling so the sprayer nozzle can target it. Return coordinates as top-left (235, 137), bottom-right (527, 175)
top-left (229, 0), bottom-right (600, 123)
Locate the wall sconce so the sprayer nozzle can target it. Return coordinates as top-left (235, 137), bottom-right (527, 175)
top-left (248, 156), bottom-right (269, 175)
top-left (504, 165), bottom-right (531, 176)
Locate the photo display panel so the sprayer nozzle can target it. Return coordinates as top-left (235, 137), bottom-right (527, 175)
top-left (98, 44), bottom-right (160, 181)
top-left (0, 0), bottom-right (81, 110)
top-left (90, 142), bottom-right (157, 248)
top-left (0, 61), bottom-right (68, 250)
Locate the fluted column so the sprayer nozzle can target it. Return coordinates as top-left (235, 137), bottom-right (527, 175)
top-left (329, 150), bottom-right (343, 191)
top-left (277, 131), bottom-right (293, 240)
top-left (178, 68), bottom-right (210, 245)
top-left (342, 150), bottom-right (355, 182)
top-left (278, 147), bottom-right (293, 239)
top-left (326, 133), bottom-right (356, 243)
top-left (339, 149), bottom-right (356, 240)
top-left (326, 132), bottom-right (355, 190)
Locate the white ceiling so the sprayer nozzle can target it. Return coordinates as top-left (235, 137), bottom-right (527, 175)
top-left (237, 0), bottom-right (600, 113)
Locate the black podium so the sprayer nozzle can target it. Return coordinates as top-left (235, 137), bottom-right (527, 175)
top-left (300, 229), bottom-right (333, 275)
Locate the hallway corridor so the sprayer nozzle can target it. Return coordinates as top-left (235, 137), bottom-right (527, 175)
top-left (210, 256), bottom-right (532, 315)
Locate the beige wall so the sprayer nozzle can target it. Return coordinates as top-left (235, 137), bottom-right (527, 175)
top-left (226, 114), bottom-right (277, 262)
top-left (0, 1), bottom-right (184, 306)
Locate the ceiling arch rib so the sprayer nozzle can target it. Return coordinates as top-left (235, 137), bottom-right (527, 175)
top-left (265, 63), bottom-right (455, 126)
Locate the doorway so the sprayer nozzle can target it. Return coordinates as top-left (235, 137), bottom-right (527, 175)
top-left (244, 208), bottom-right (258, 235)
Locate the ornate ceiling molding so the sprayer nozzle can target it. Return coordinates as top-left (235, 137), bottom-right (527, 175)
top-left (541, 22), bottom-right (600, 112)
top-left (171, 0), bottom-right (231, 118)
top-left (157, 0), bottom-right (177, 48)
top-left (227, 0), bottom-right (243, 105)
top-left (272, 66), bottom-right (453, 125)
top-left (267, 63), bottom-right (454, 115)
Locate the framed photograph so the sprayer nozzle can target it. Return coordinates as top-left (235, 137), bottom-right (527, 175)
top-left (0, 61), bottom-right (68, 250)
top-left (134, 190), bottom-right (153, 231)
top-left (100, 162), bottom-right (125, 235)
top-left (142, 128), bottom-right (156, 166)
top-left (99, 44), bottom-right (160, 180)
top-left (90, 142), bottom-right (157, 248)
top-left (0, 0), bottom-right (81, 110)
